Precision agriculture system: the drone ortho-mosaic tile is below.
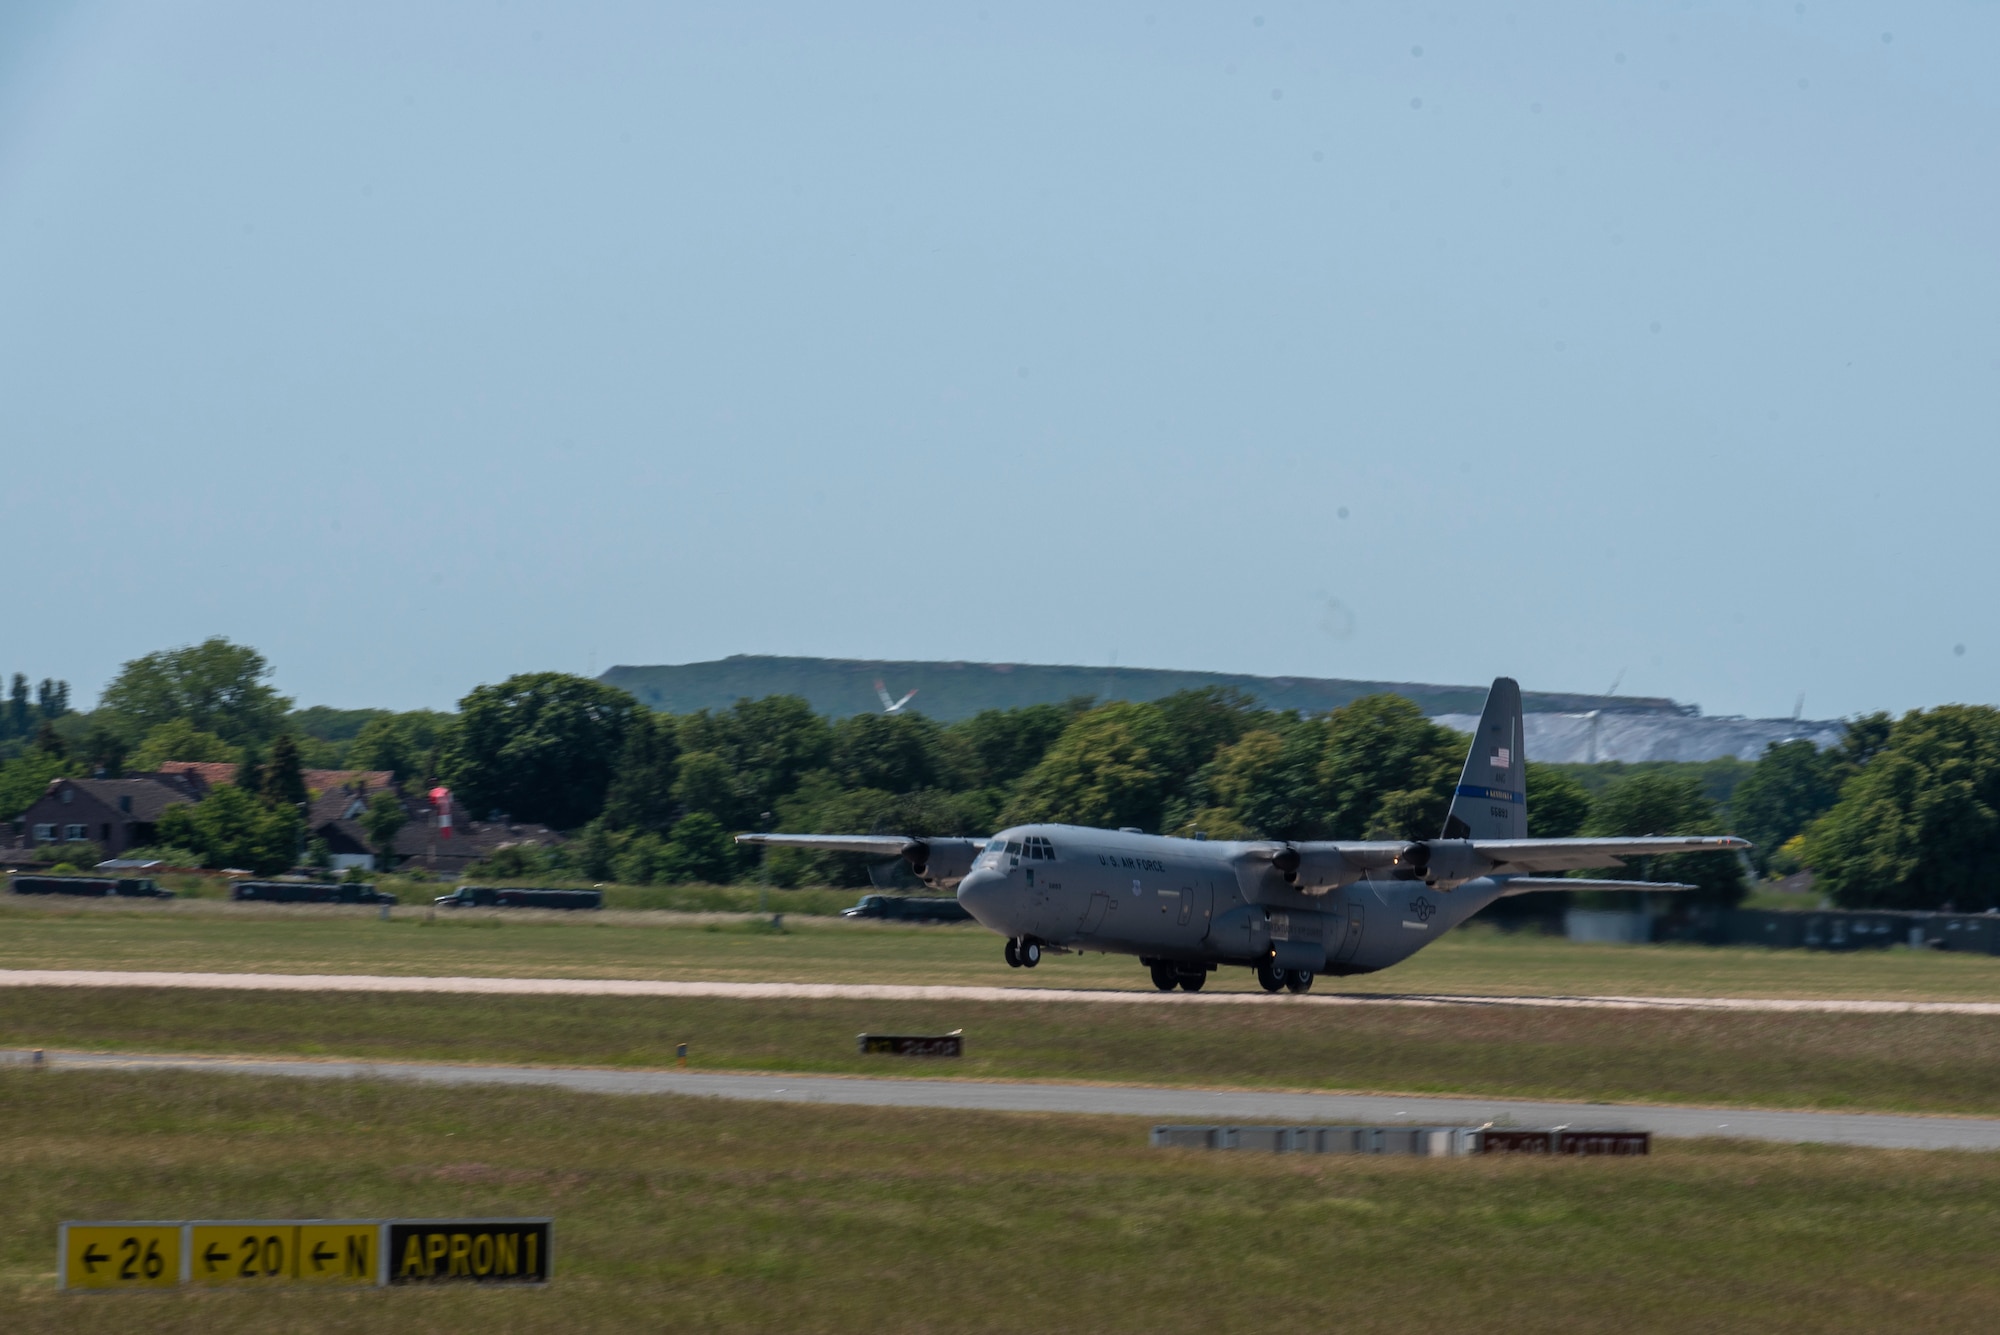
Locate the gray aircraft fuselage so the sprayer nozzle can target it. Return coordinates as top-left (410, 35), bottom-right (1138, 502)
top-left (956, 825), bottom-right (1504, 976)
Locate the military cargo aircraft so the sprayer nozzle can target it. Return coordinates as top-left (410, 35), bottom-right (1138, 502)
top-left (738, 678), bottom-right (1748, 993)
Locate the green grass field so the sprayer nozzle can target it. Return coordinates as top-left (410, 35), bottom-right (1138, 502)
top-left (8, 986), bottom-right (2000, 1116)
top-left (140, 871), bottom-right (860, 914)
top-left (8, 896), bottom-right (2000, 1000)
top-left (3, 1069), bottom-right (1996, 1333)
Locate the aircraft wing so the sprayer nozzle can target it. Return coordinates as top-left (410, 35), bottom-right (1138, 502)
top-left (735, 833), bottom-right (922, 856)
top-left (1471, 836), bottom-right (1749, 872)
top-left (1495, 877), bottom-right (1697, 897)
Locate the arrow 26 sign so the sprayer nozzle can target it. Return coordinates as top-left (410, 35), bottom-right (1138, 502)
top-left (60, 1219), bottom-right (550, 1290)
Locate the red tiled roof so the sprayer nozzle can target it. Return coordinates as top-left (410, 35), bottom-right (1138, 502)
top-left (156, 761), bottom-right (238, 786)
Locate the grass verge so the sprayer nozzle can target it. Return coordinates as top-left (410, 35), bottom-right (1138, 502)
top-left (9, 899), bottom-right (2000, 1000)
top-left (7, 987), bottom-right (2000, 1115)
top-left (3, 1068), bottom-right (1998, 1333)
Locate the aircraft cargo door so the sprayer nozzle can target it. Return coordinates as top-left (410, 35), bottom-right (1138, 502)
top-left (1333, 904), bottom-right (1365, 965)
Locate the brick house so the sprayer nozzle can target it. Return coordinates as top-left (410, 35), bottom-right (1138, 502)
top-left (16, 774), bottom-right (205, 855)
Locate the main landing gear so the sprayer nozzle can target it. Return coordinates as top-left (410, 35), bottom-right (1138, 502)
top-left (1147, 962), bottom-right (1209, 992)
top-left (1005, 938), bottom-right (1041, 969)
top-left (1255, 959), bottom-right (1314, 994)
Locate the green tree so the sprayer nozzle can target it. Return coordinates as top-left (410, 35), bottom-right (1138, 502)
top-left (1807, 705), bottom-right (2000, 911)
top-left (939, 702), bottom-right (1081, 791)
top-left (663, 811), bottom-right (737, 883)
top-left (286, 707), bottom-right (393, 744)
top-left (676, 695), bottom-right (832, 816)
top-left (1839, 712), bottom-right (1894, 769)
top-left (830, 712), bottom-right (942, 794)
top-left (447, 673), bottom-right (643, 829)
top-left (602, 713), bottom-right (681, 836)
top-left (672, 750), bottom-right (749, 829)
top-left (359, 790), bottom-right (409, 870)
top-left (5, 674), bottom-right (27, 739)
top-left (0, 749), bottom-right (75, 820)
top-left (1584, 771), bottom-right (1745, 906)
top-left (81, 722), bottom-right (130, 778)
top-left (260, 734), bottom-right (307, 807)
top-left (1318, 694), bottom-right (1464, 839)
top-left (1729, 739), bottom-right (1846, 875)
top-left (156, 785), bottom-right (303, 875)
top-left (130, 719), bottom-right (238, 771)
top-left (350, 711), bottom-right (457, 785)
top-left (1184, 723), bottom-right (1326, 839)
top-left (574, 819), bottom-right (617, 880)
top-left (1002, 702), bottom-right (1170, 831)
top-left (1525, 762), bottom-right (1592, 838)
top-left (99, 638), bottom-right (291, 745)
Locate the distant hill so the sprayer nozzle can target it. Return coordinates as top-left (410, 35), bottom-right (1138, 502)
top-left (598, 655), bottom-right (1687, 724)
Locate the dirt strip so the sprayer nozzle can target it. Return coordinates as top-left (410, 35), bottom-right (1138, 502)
top-left (4, 968), bottom-right (2000, 1013)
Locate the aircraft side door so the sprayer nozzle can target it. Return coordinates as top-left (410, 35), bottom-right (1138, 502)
top-left (1080, 891), bottom-right (1111, 934)
top-left (1188, 882), bottom-right (1215, 939)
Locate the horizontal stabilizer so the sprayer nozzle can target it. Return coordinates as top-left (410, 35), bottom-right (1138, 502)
top-left (1496, 877), bottom-right (1697, 898)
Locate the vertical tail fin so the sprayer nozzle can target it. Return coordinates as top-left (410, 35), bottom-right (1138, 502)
top-left (1442, 677), bottom-right (1526, 840)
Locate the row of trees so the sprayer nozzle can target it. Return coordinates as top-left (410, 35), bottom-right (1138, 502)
top-left (421, 670), bottom-right (1748, 898)
top-left (1728, 706), bottom-right (2000, 912)
top-left (9, 638), bottom-right (1996, 909)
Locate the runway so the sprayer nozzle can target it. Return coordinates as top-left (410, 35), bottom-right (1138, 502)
top-left (8, 1048), bottom-right (1999, 1151)
top-left (4, 968), bottom-right (2000, 1015)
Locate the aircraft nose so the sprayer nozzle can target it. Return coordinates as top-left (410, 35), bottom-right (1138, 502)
top-left (956, 868), bottom-right (1011, 933)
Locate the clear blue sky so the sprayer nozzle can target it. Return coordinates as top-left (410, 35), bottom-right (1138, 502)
top-left (4, 2), bottom-right (1994, 720)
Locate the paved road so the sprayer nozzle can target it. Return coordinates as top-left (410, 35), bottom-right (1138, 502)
top-left (8, 1048), bottom-right (1999, 1151)
top-left (5, 968), bottom-right (2000, 1014)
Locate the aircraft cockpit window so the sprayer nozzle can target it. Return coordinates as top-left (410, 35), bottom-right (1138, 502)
top-left (1020, 836), bottom-right (1057, 860)
top-left (1006, 841), bottom-right (1022, 855)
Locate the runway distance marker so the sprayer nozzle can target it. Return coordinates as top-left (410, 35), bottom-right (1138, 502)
top-left (59, 1223), bottom-right (182, 1291)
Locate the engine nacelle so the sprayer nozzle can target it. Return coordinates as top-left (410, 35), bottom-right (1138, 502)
top-left (1395, 839), bottom-right (1493, 888)
top-left (902, 838), bottom-right (983, 890)
top-left (1270, 844), bottom-right (1358, 894)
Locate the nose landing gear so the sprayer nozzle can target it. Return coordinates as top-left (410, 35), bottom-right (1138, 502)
top-left (1005, 938), bottom-right (1040, 968)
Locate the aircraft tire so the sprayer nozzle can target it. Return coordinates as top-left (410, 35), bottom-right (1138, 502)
top-left (1149, 963), bottom-right (1178, 991)
top-left (1004, 938), bottom-right (1021, 968)
top-left (1254, 959), bottom-right (1286, 993)
top-left (1019, 941), bottom-right (1041, 967)
top-left (1285, 969), bottom-right (1314, 994)
top-left (1178, 971), bottom-right (1206, 993)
